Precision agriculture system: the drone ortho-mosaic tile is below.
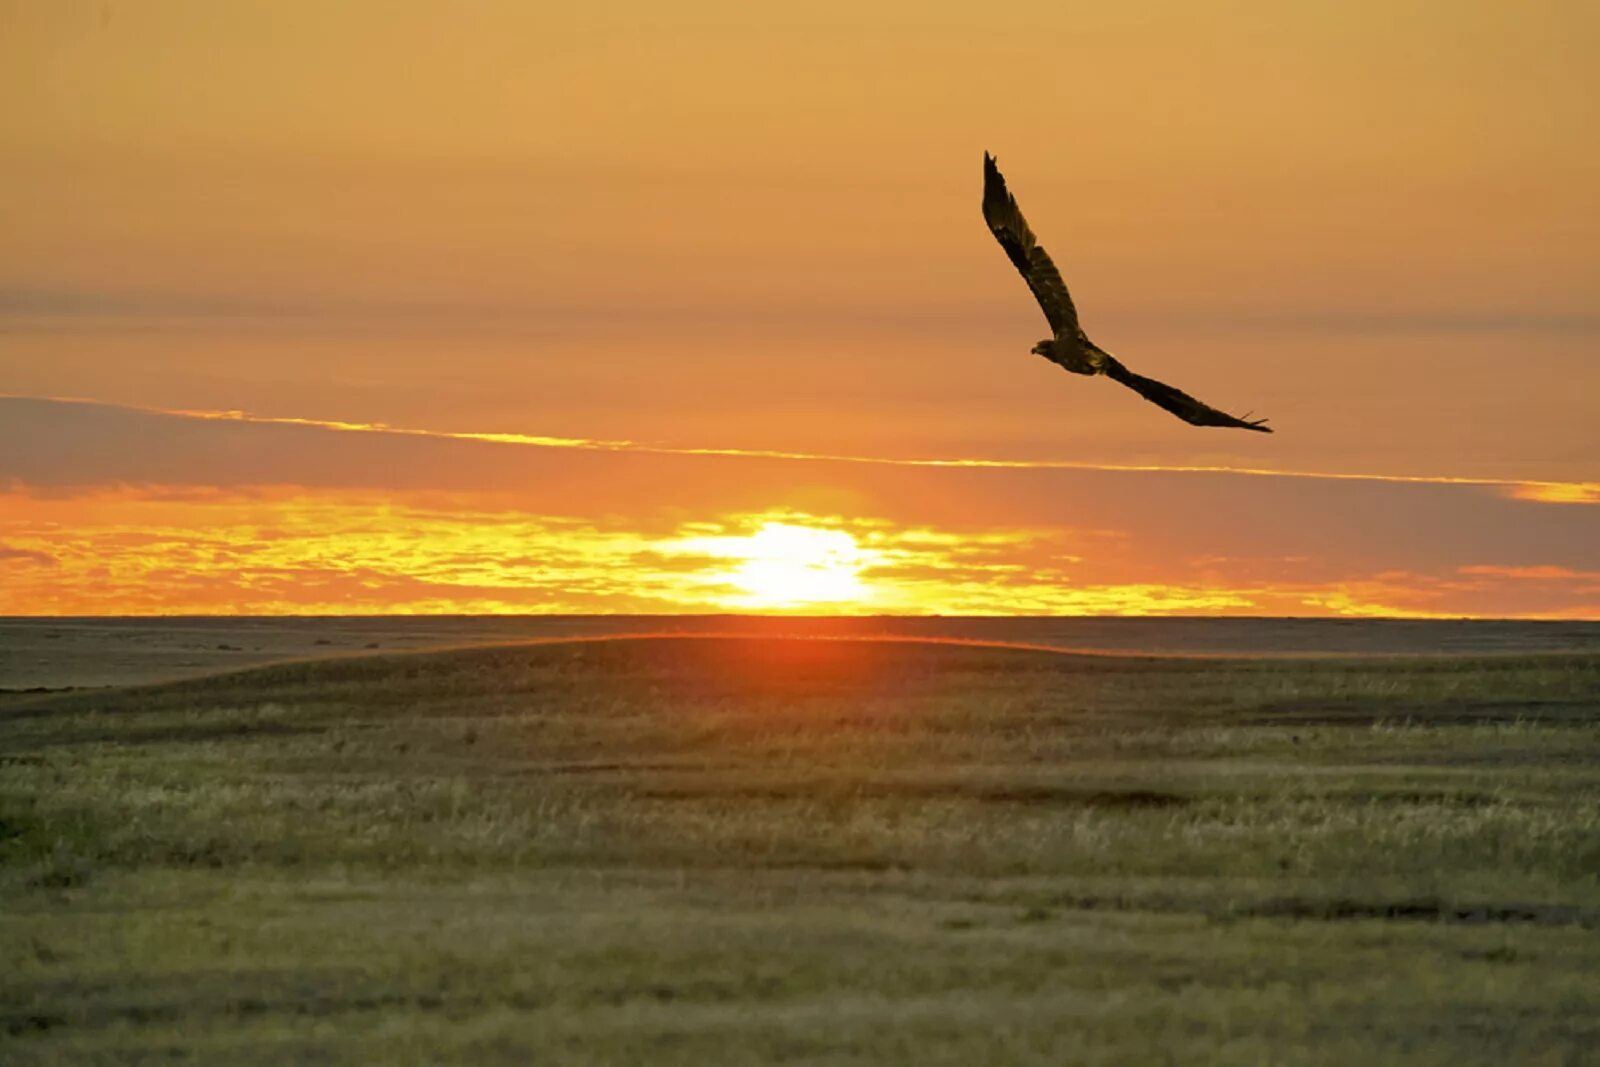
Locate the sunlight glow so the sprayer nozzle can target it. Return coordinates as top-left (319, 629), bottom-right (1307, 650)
top-left (678, 521), bottom-right (879, 609)
top-left (1, 488), bottom-right (1592, 619)
top-left (1505, 482), bottom-right (1600, 506)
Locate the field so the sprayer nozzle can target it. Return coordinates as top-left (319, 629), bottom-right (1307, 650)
top-left (3, 635), bottom-right (1599, 1064)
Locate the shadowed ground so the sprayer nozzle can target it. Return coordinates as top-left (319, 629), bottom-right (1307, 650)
top-left (3, 636), bottom-right (1599, 1064)
top-left (7, 615), bottom-right (1600, 690)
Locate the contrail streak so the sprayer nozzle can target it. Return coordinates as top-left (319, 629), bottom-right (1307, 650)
top-left (12, 394), bottom-right (1600, 503)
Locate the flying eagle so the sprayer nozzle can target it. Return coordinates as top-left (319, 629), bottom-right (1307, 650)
top-left (982, 153), bottom-right (1271, 432)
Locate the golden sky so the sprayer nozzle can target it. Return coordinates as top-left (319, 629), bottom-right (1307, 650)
top-left (2, 2), bottom-right (1597, 616)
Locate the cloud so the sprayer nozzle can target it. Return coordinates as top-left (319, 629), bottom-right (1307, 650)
top-left (2, 396), bottom-right (1598, 618)
top-left (0, 491), bottom-right (1239, 616)
top-left (0, 543), bottom-right (55, 566)
top-left (1459, 565), bottom-right (1600, 582)
top-left (5, 394), bottom-right (1597, 505)
top-left (1, 484), bottom-right (1596, 619)
top-left (1503, 483), bottom-right (1600, 506)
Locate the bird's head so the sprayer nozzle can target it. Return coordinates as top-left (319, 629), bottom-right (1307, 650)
top-left (1030, 339), bottom-right (1056, 359)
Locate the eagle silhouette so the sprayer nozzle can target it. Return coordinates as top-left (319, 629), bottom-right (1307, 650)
top-left (982, 153), bottom-right (1271, 433)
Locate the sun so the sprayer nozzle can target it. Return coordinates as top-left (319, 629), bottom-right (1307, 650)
top-left (725, 522), bottom-right (870, 608)
top-left (678, 520), bottom-right (876, 610)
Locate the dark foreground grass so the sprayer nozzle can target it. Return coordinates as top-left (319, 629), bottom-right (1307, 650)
top-left (3, 636), bottom-right (1599, 1065)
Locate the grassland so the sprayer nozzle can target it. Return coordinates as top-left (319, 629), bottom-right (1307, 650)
top-left (3, 636), bottom-right (1599, 1064)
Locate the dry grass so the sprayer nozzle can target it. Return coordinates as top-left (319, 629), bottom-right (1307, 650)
top-left (3, 636), bottom-right (1599, 1064)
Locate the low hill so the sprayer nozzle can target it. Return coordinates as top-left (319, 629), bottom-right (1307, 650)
top-left (4, 636), bottom-right (1600, 1064)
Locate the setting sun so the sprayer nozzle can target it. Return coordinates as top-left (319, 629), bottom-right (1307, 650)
top-left (682, 521), bottom-right (878, 610)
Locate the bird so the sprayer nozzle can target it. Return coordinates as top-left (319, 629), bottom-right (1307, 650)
top-left (981, 153), bottom-right (1271, 433)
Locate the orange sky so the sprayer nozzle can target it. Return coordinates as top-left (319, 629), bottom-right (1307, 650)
top-left (2, 2), bottom-right (1597, 617)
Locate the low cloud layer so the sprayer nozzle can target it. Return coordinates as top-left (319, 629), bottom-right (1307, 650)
top-left (2, 397), bottom-right (1596, 618)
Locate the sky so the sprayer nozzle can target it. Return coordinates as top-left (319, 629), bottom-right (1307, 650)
top-left (2, 1), bottom-right (1597, 617)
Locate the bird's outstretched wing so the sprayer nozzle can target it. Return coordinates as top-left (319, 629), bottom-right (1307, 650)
top-left (1101, 355), bottom-right (1272, 433)
top-left (982, 153), bottom-right (1078, 336)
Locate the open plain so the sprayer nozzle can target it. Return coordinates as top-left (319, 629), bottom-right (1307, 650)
top-left (3, 634), bottom-right (1599, 1064)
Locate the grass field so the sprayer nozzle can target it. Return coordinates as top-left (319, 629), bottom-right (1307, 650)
top-left (3, 636), bottom-right (1599, 1064)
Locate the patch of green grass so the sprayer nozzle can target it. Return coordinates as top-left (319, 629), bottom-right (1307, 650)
top-left (3, 637), bottom-right (1599, 1064)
